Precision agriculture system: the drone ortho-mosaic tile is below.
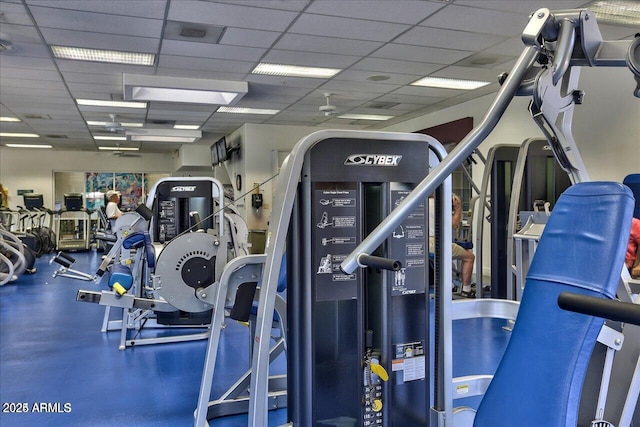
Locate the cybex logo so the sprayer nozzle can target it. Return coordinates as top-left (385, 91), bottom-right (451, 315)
top-left (171, 185), bottom-right (197, 192)
top-left (344, 154), bottom-right (402, 166)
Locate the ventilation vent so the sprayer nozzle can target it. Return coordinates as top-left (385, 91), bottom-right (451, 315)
top-left (23, 114), bottom-right (52, 119)
top-left (44, 134), bottom-right (68, 139)
top-left (164, 21), bottom-right (226, 44)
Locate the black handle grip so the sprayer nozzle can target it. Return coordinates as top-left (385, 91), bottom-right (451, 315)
top-left (356, 254), bottom-right (402, 271)
top-left (136, 204), bottom-right (154, 221)
top-left (558, 292), bottom-right (640, 326)
top-left (57, 251), bottom-right (76, 262)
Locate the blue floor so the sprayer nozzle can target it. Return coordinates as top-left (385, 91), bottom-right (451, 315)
top-left (1, 251), bottom-right (510, 426)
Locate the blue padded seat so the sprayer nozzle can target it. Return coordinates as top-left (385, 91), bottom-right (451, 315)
top-left (109, 263), bottom-right (133, 291)
top-left (474, 182), bottom-right (634, 427)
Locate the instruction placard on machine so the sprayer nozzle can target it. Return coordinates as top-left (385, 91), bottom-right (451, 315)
top-left (388, 188), bottom-right (426, 296)
top-left (158, 199), bottom-right (177, 241)
top-left (391, 340), bottom-right (426, 383)
top-left (313, 187), bottom-right (359, 301)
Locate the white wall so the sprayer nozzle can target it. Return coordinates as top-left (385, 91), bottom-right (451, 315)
top-left (0, 148), bottom-right (173, 210)
top-left (223, 123), bottom-right (319, 229)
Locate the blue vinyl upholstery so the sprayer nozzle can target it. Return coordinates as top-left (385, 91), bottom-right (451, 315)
top-left (474, 182), bottom-right (634, 427)
top-left (109, 263), bottom-right (133, 291)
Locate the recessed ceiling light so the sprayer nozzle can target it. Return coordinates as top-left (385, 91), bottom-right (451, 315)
top-left (252, 63), bottom-right (341, 78)
top-left (0, 132), bottom-right (39, 137)
top-left (587, 1), bottom-right (640, 26)
top-left (5, 143), bottom-right (52, 148)
top-left (173, 124), bottom-right (200, 130)
top-left (0, 116), bottom-right (21, 122)
top-left (98, 146), bottom-right (139, 151)
top-left (76, 99), bottom-right (147, 109)
top-left (217, 107), bottom-right (280, 115)
top-left (410, 76), bottom-right (491, 90)
top-left (337, 114), bottom-right (394, 121)
top-left (51, 46), bottom-right (155, 65)
top-left (93, 135), bottom-right (126, 141)
top-left (87, 120), bottom-right (144, 127)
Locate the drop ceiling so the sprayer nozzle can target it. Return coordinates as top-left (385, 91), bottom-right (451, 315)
top-left (0, 0), bottom-right (636, 153)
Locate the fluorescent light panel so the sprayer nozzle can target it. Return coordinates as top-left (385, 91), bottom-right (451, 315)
top-left (411, 76), bottom-right (490, 90)
top-left (5, 143), bottom-right (52, 148)
top-left (130, 135), bottom-right (197, 143)
top-left (588, 1), bottom-right (640, 26)
top-left (217, 107), bottom-right (280, 115)
top-left (338, 114), bottom-right (394, 121)
top-left (252, 63), bottom-right (341, 78)
top-left (93, 135), bottom-right (126, 141)
top-left (77, 99), bottom-right (147, 109)
top-left (173, 124), bottom-right (200, 130)
top-left (126, 128), bottom-right (201, 143)
top-left (123, 74), bottom-right (248, 105)
top-left (98, 146), bottom-right (139, 151)
top-left (0, 132), bottom-right (40, 137)
top-left (51, 46), bottom-right (155, 65)
top-left (0, 117), bottom-right (21, 122)
top-left (87, 120), bottom-right (144, 128)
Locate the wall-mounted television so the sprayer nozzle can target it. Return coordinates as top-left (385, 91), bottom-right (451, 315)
top-left (64, 193), bottom-right (84, 211)
top-left (211, 141), bottom-right (219, 166)
top-left (211, 136), bottom-right (228, 166)
top-left (23, 193), bottom-right (44, 210)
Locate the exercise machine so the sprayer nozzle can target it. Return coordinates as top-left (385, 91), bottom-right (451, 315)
top-left (77, 177), bottom-right (251, 350)
top-left (249, 6), bottom-right (640, 426)
top-left (55, 193), bottom-right (91, 251)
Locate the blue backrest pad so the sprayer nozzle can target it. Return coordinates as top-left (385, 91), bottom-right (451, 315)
top-left (527, 181), bottom-right (634, 298)
top-left (474, 182), bottom-right (634, 427)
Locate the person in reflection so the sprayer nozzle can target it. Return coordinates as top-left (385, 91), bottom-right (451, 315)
top-left (429, 193), bottom-right (476, 298)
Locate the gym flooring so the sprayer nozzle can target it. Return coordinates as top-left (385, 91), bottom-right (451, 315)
top-left (0, 251), bottom-right (510, 426)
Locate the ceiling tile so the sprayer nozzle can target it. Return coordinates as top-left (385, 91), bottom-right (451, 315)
top-left (288, 14), bottom-right (410, 42)
top-left (274, 34), bottom-right (383, 56)
top-left (305, 0), bottom-right (445, 24)
top-left (29, 6), bottom-right (164, 38)
top-left (419, 4), bottom-right (530, 37)
top-left (40, 28), bottom-right (159, 53)
top-left (25, 0), bottom-right (169, 19)
top-left (261, 49), bottom-right (360, 69)
top-left (167, 1), bottom-right (298, 31)
top-left (396, 26), bottom-right (506, 51)
top-left (161, 39), bottom-right (266, 62)
top-left (220, 28), bottom-right (281, 48)
top-left (351, 57), bottom-right (443, 76)
top-left (372, 44), bottom-right (472, 65)
top-left (158, 55), bottom-right (254, 73)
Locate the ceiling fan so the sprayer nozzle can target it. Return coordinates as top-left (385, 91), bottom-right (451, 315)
top-left (318, 92), bottom-right (339, 116)
top-left (104, 114), bottom-right (126, 133)
top-left (112, 145), bottom-right (141, 158)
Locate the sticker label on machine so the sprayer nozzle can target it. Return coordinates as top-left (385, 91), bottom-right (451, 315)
top-left (388, 187), bottom-right (426, 296)
top-left (391, 340), bottom-right (426, 383)
top-left (158, 199), bottom-right (177, 242)
top-left (313, 186), bottom-right (359, 301)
